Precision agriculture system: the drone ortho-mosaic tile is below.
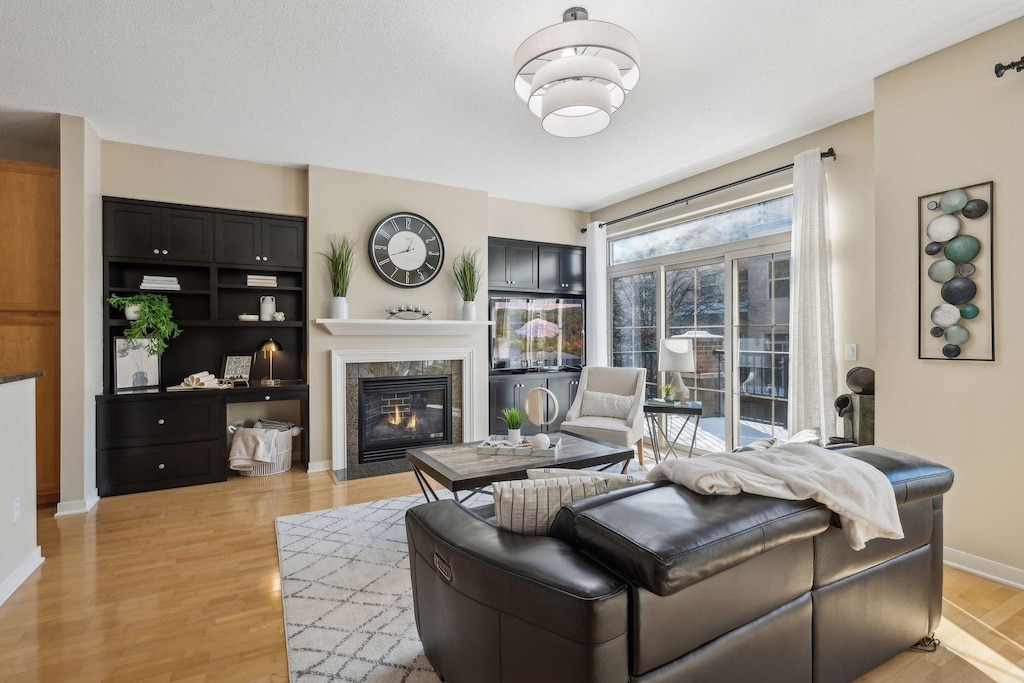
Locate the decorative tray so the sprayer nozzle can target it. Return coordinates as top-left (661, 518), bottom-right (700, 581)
top-left (476, 435), bottom-right (560, 456)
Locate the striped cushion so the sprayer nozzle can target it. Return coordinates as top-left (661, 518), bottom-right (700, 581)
top-left (493, 477), bottom-right (610, 536)
top-left (527, 467), bottom-right (647, 491)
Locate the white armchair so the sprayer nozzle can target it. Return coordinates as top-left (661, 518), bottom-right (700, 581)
top-left (560, 366), bottom-right (648, 465)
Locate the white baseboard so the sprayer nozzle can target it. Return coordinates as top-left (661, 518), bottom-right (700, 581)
top-left (945, 547), bottom-right (1024, 590)
top-left (0, 546), bottom-right (44, 608)
top-left (306, 460), bottom-right (333, 474)
top-left (55, 488), bottom-right (99, 517)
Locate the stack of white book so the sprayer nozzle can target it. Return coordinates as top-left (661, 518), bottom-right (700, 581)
top-left (140, 275), bottom-right (180, 291)
top-left (247, 274), bottom-right (278, 287)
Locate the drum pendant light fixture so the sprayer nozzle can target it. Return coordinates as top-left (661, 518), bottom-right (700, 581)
top-left (514, 7), bottom-right (640, 138)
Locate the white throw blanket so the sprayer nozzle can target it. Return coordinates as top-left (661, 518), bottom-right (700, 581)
top-left (647, 442), bottom-right (903, 550)
top-left (228, 427), bottom-right (280, 471)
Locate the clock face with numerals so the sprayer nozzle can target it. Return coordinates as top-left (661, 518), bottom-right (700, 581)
top-left (368, 212), bottom-right (445, 288)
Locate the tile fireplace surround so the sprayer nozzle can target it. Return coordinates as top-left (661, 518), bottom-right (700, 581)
top-left (330, 348), bottom-right (475, 478)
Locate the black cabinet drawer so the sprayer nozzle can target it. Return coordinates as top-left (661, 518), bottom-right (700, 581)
top-left (99, 396), bottom-right (220, 448)
top-left (99, 440), bottom-right (224, 496)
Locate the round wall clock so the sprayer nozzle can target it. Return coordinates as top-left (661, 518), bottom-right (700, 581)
top-left (368, 212), bottom-right (445, 288)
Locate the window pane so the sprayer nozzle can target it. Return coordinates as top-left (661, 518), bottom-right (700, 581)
top-left (610, 195), bottom-right (793, 265)
top-left (611, 272), bottom-right (657, 395)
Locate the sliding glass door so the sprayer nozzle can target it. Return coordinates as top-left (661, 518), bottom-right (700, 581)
top-left (608, 194), bottom-right (794, 453)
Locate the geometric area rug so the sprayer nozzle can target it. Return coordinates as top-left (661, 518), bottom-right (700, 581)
top-left (275, 494), bottom-right (448, 683)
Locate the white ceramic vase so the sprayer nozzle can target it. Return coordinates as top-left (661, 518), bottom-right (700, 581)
top-left (331, 296), bottom-right (349, 319)
top-left (462, 301), bottom-right (476, 321)
top-left (125, 304), bottom-right (141, 321)
top-left (507, 428), bottom-right (521, 443)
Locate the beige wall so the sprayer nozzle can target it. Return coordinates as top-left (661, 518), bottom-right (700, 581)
top-left (101, 142), bottom-right (308, 217)
top-left (488, 197), bottom-right (588, 246)
top-left (307, 166), bottom-right (493, 465)
top-left (592, 114), bottom-right (877, 378)
top-left (0, 378), bottom-right (42, 605)
top-left (0, 139), bottom-right (59, 166)
top-left (57, 114), bottom-right (103, 515)
top-left (875, 18), bottom-right (1024, 578)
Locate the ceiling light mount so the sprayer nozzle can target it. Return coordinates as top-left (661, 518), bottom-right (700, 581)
top-left (994, 57), bottom-right (1024, 77)
top-left (514, 7), bottom-right (640, 138)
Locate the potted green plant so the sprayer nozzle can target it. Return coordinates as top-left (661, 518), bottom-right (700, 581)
top-left (499, 406), bottom-right (523, 442)
top-left (664, 383), bottom-right (674, 401)
top-left (106, 293), bottom-right (182, 357)
top-left (319, 234), bottom-right (357, 319)
top-left (450, 248), bottom-right (482, 321)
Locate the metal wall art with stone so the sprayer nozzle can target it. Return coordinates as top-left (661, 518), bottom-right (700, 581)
top-left (918, 181), bottom-right (994, 361)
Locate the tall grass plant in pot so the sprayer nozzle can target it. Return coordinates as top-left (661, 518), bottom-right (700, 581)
top-left (451, 248), bottom-right (482, 321)
top-left (319, 234), bottom-right (356, 319)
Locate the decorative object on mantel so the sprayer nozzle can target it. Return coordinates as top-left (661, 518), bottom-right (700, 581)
top-left (514, 7), bottom-right (640, 138)
top-left (257, 338), bottom-right (282, 386)
top-left (450, 248), bottom-right (482, 321)
top-left (918, 181), bottom-right (994, 361)
top-left (994, 57), bottom-right (1024, 77)
top-left (106, 292), bottom-right (181, 357)
top-left (318, 234), bottom-right (356, 320)
top-left (386, 305), bottom-right (433, 320)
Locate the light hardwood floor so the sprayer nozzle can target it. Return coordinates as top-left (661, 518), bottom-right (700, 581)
top-left (1, 468), bottom-right (1021, 682)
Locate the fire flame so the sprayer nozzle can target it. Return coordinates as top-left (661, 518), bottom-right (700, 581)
top-left (408, 412), bottom-right (417, 429)
top-left (391, 406), bottom-right (401, 425)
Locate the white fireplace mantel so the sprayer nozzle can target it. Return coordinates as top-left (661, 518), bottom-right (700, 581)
top-left (316, 318), bottom-right (492, 336)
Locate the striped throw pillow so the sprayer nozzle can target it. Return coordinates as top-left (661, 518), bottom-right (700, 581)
top-left (527, 467), bottom-right (647, 491)
top-left (493, 477), bottom-right (609, 536)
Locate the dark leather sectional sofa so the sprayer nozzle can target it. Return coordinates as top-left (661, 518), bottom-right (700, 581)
top-left (405, 445), bottom-right (954, 682)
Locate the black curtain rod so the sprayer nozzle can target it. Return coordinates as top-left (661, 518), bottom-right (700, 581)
top-left (590, 147), bottom-right (836, 232)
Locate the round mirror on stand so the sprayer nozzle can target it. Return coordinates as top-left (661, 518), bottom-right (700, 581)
top-left (523, 387), bottom-right (559, 427)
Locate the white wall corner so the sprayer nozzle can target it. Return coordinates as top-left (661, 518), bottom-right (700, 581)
top-left (0, 546), bottom-right (44, 609)
top-left (945, 546), bottom-right (1024, 591)
top-left (306, 460), bottom-right (333, 474)
top-left (54, 489), bottom-right (100, 517)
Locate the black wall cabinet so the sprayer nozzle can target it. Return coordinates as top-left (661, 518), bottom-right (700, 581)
top-left (488, 372), bottom-right (580, 436)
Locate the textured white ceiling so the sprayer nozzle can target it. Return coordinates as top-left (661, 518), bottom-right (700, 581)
top-left (1, 1), bottom-right (1022, 210)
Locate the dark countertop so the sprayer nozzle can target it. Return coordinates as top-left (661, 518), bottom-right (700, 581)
top-left (0, 371), bottom-right (44, 385)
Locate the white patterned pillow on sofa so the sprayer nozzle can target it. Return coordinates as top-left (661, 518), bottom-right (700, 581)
top-left (527, 467), bottom-right (647, 491)
top-left (580, 390), bottom-right (633, 419)
top-left (493, 477), bottom-right (609, 535)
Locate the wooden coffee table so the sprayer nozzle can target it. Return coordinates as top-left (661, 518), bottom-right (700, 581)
top-left (406, 432), bottom-right (635, 504)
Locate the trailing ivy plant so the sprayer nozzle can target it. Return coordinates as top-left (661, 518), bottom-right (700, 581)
top-left (106, 293), bottom-right (182, 357)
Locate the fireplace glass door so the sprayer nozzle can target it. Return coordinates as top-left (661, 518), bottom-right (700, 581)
top-left (358, 376), bottom-right (452, 462)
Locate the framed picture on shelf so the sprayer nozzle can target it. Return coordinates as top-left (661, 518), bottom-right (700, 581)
top-left (222, 353), bottom-right (253, 382)
top-left (114, 337), bottom-right (160, 392)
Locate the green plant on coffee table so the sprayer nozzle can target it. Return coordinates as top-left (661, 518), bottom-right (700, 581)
top-left (663, 383), bottom-right (674, 400)
top-left (450, 248), bottom-right (482, 302)
top-left (319, 234), bottom-right (357, 297)
top-left (498, 407), bottom-right (523, 430)
top-left (106, 293), bottom-right (181, 357)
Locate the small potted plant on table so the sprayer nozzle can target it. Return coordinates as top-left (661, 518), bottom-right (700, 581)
top-left (499, 406), bottom-right (523, 443)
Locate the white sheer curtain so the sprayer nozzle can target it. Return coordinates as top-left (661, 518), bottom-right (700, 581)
top-left (788, 149), bottom-right (838, 440)
top-left (584, 221), bottom-right (608, 366)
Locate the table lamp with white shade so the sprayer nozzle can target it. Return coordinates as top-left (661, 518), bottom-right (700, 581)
top-left (659, 338), bottom-right (695, 401)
